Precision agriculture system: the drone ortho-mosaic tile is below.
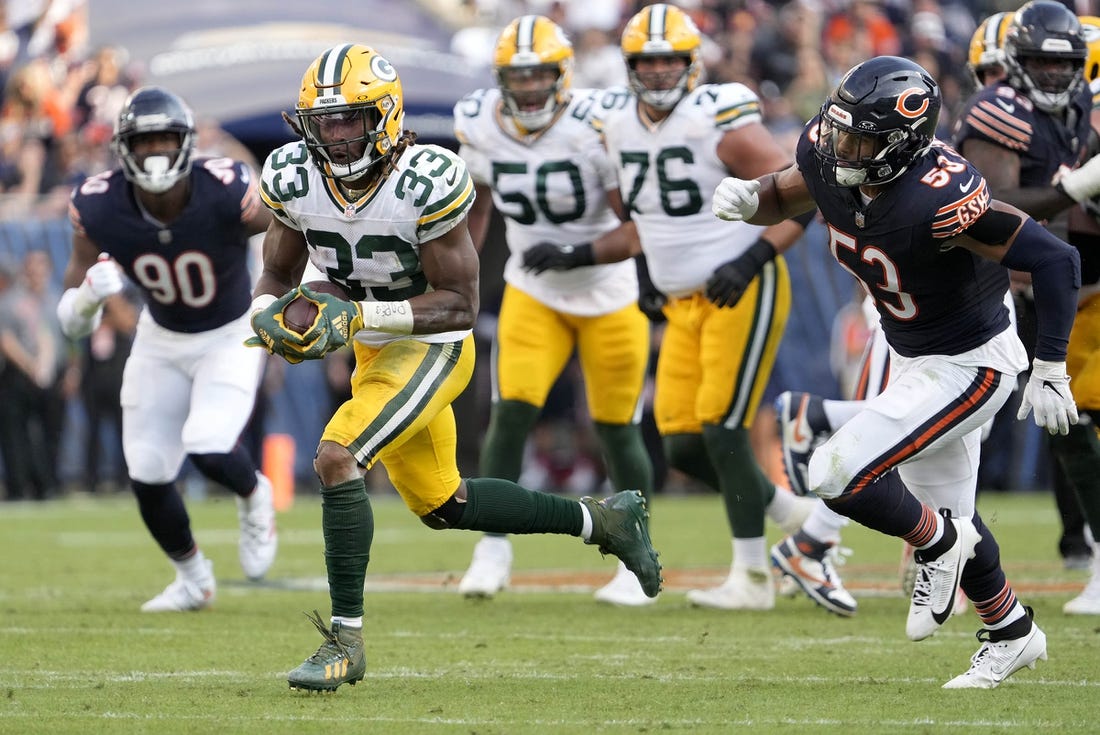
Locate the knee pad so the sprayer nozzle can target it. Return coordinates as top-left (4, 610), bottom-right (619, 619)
top-left (807, 448), bottom-right (842, 500)
top-left (420, 494), bottom-right (465, 530)
top-left (125, 442), bottom-right (179, 485)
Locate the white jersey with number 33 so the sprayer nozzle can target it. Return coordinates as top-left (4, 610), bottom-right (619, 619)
top-left (258, 140), bottom-right (474, 346)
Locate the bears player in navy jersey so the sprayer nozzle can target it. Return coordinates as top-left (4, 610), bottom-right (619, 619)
top-left (712, 56), bottom-right (1080, 688)
top-left (955, 1), bottom-right (1100, 613)
top-left (57, 87), bottom-right (278, 612)
top-left (245, 43), bottom-right (660, 693)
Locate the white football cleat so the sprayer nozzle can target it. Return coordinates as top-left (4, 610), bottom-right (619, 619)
top-left (594, 561), bottom-right (657, 606)
top-left (687, 566), bottom-right (775, 611)
top-left (141, 559), bottom-right (216, 612)
top-left (943, 618), bottom-right (1047, 689)
top-left (458, 535), bottom-right (512, 598)
top-left (237, 472), bottom-right (277, 580)
top-left (907, 511), bottom-right (981, 641)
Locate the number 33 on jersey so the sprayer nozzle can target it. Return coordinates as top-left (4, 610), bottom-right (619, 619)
top-left (258, 139), bottom-right (474, 314)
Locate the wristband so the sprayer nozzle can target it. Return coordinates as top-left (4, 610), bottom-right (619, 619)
top-left (250, 293), bottom-right (278, 315)
top-left (568, 242), bottom-right (595, 267)
top-left (360, 300), bottom-right (414, 334)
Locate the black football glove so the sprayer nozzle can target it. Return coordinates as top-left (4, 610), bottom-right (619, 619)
top-left (634, 253), bottom-right (667, 323)
top-left (705, 238), bottom-right (777, 308)
top-left (522, 242), bottom-right (594, 274)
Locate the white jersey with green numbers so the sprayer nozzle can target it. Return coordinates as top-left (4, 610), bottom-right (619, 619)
top-left (598, 83), bottom-right (767, 298)
top-left (454, 87), bottom-right (638, 316)
top-left (259, 139), bottom-right (474, 347)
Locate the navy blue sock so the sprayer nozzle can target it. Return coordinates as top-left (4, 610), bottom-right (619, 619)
top-left (824, 470), bottom-right (925, 539)
top-left (132, 480), bottom-right (195, 559)
top-left (189, 445), bottom-right (257, 498)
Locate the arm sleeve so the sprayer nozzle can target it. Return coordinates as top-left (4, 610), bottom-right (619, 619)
top-left (999, 218), bottom-right (1081, 361)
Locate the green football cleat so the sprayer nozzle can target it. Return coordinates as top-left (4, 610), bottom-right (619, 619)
top-left (581, 491), bottom-right (662, 598)
top-left (287, 611), bottom-right (366, 692)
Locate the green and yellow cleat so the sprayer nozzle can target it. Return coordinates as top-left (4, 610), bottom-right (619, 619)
top-left (287, 610), bottom-right (366, 692)
top-left (581, 490), bottom-right (662, 598)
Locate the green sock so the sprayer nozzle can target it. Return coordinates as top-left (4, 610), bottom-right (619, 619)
top-left (702, 424), bottom-right (770, 538)
top-left (663, 432), bottom-right (719, 490)
top-left (457, 477), bottom-right (583, 535)
top-left (1051, 422), bottom-right (1100, 533)
top-left (594, 422), bottom-right (654, 502)
top-left (480, 399), bottom-right (540, 480)
top-left (321, 477), bottom-right (374, 618)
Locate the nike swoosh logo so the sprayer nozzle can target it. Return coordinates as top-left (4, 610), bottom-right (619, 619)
top-left (787, 554), bottom-right (827, 587)
top-left (931, 577), bottom-right (961, 624)
top-left (959, 175), bottom-right (975, 194)
top-left (444, 168), bottom-right (459, 187)
top-left (996, 99), bottom-right (1015, 114)
top-left (930, 534), bottom-right (971, 625)
top-left (791, 395), bottom-right (810, 446)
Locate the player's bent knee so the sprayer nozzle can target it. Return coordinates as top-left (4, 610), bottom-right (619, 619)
top-left (313, 441), bottom-right (360, 486)
top-left (420, 491), bottom-right (466, 530)
top-left (807, 449), bottom-right (843, 500)
top-left (125, 444), bottom-right (178, 485)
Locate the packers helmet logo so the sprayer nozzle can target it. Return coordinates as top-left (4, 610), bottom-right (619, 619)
top-left (895, 87), bottom-right (930, 118)
top-left (370, 54), bottom-right (397, 82)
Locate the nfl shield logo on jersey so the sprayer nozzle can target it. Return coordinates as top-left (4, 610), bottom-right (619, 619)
top-left (344, 203), bottom-right (356, 219)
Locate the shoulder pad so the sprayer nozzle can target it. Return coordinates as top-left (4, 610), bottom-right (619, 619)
top-left (688, 83), bottom-right (762, 130)
top-left (259, 141), bottom-right (311, 214)
top-left (400, 145), bottom-right (476, 240)
top-left (963, 85), bottom-right (1035, 152)
top-left (452, 88), bottom-right (497, 145)
top-left (918, 148), bottom-right (991, 239)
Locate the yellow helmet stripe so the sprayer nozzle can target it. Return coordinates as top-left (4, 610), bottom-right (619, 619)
top-left (516, 15), bottom-right (537, 53)
top-left (317, 43), bottom-right (354, 91)
top-left (649, 4), bottom-right (667, 41)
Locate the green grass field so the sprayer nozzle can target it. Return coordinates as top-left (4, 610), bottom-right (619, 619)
top-left (1, 489), bottom-right (1097, 734)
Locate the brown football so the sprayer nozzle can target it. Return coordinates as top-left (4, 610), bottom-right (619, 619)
top-left (281, 280), bottom-right (350, 334)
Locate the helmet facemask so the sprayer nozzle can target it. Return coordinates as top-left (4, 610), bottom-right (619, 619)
top-left (816, 112), bottom-right (915, 188)
top-left (627, 54), bottom-right (698, 110)
top-left (115, 129), bottom-right (194, 193)
top-left (1014, 54), bottom-right (1084, 111)
top-left (497, 63), bottom-right (568, 131)
top-left (297, 99), bottom-right (396, 182)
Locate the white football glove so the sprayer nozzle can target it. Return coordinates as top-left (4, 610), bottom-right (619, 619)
top-left (69, 255), bottom-right (124, 319)
top-left (1017, 358), bottom-right (1079, 435)
top-left (712, 177), bottom-right (761, 222)
top-left (1057, 155), bottom-right (1100, 203)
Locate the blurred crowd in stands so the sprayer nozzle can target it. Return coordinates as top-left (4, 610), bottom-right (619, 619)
top-left (0, 0), bottom-right (1076, 504)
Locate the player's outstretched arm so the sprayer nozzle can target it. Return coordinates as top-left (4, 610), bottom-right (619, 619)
top-left (712, 165), bottom-right (814, 225)
top-left (955, 200), bottom-right (1081, 435)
